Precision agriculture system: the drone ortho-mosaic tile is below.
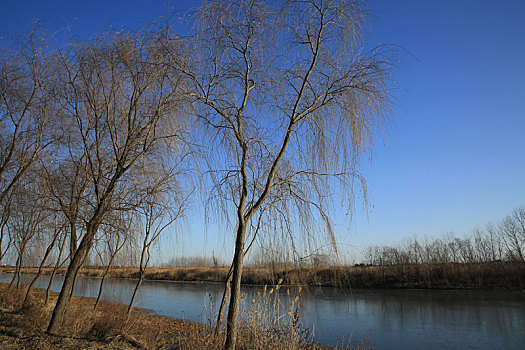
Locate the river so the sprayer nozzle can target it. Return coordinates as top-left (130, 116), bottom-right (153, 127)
top-left (1, 273), bottom-right (524, 349)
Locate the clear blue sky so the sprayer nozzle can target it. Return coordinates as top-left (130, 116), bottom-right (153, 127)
top-left (1, 0), bottom-right (524, 262)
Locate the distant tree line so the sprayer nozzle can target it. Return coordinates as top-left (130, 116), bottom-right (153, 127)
top-left (167, 255), bottom-right (226, 268)
top-left (363, 207), bottom-right (525, 265)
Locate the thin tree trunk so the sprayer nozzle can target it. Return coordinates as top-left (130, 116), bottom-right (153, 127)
top-left (47, 218), bottom-right (101, 334)
top-left (0, 213), bottom-right (10, 264)
top-left (9, 243), bottom-right (26, 289)
top-left (70, 221), bottom-right (77, 264)
top-left (24, 228), bottom-right (61, 304)
top-left (16, 255), bottom-right (22, 289)
top-left (46, 232), bottom-right (68, 305)
top-left (67, 221), bottom-right (79, 298)
top-left (23, 265), bottom-right (44, 304)
top-left (224, 223), bottom-right (246, 350)
top-left (45, 266), bottom-right (59, 305)
top-left (69, 245), bottom-right (90, 300)
top-left (215, 271), bottom-right (232, 335)
top-left (0, 186), bottom-right (15, 265)
top-left (93, 271), bottom-right (108, 311)
top-left (126, 272), bottom-right (144, 318)
top-left (8, 255), bottom-right (21, 289)
top-left (215, 231), bottom-right (259, 335)
top-left (93, 254), bottom-right (116, 311)
top-left (127, 240), bottom-right (148, 318)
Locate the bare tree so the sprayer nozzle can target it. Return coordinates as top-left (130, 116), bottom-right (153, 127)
top-left (0, 30), bottom-right (58, 268)
top-left (42, 152), bottom-right (90, 268)
top-left (485, 223), bottom-right (503, 261)
top-left (0, 189), bottom-right (15, 263)
top-left (215, 216), bottom-right (262, 335)
top-left (46, 26), bottom-right (186, 333)
top-left (8, 179), bottom-right (48, 289)
top-left (92, 212), bottom-right (131, 311)
top-left (45, 229), bottom-right (69, 305)
top-left (127, 160), bottom-right (189, 317)
top-left (23, 215), bottom-right (65, 304)
top-left (39, 155), bottom-right (91, 301)
top-left (0, 29), bottom-right (56, 212)
top-left (176, 1), bottom-right (393, 348)
top-left (500, 207), bottom-right (525, 262)
top-left (360, 207), bottom-right (525, 266)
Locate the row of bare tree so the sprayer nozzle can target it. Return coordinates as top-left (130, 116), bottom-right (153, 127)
top-left (1, 1), bottom-right (394, 349)
top-left (363, 207), bottom-right (525, 265)
top-left (0, 20), bottom-right (191, 332)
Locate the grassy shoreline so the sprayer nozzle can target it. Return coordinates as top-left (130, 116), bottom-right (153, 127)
top-left (0, 283), bottom-right (354, 349)
top-left (2, 261), bottom-right (524, 290)
top-left (0, 283), bottom-right (206, 349)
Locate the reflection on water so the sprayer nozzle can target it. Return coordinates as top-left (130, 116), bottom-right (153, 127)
top-left (1, 273), bottom-right (523, 349)
top-left (299, 288), bottom-right (525, 349)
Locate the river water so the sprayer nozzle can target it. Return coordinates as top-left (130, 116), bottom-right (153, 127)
top-left (2, 273), bottom-right (524, 349)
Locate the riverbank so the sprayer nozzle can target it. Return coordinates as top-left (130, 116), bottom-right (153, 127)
top-left (0, 283), bottom-right (200, 349)
top-left (2, 261), bottom-right (524, 290)
top-left (0, 283), bottom-right (359, 349)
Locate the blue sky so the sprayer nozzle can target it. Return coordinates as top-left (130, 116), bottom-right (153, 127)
top-left (350, 0), bottom-right (525, 250)
top-left (1, 0), bottom-right (524, 262)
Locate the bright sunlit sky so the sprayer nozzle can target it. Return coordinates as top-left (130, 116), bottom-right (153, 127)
top-left (1, 0), bottom-right (524, 263)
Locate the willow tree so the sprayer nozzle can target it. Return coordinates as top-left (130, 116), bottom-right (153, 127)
top-left (126, 155), bottom-right (190, 317)
top-left (176, 0), bottom-right (394, 348)
top-left (46, 26), bottom-right (186, 333)
top-left (0, 30), bottom-right (57, 262)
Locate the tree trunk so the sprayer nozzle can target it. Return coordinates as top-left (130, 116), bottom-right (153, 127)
top-left (127, 241), bottom-right (148, 318)
top-left (23, 266), bottom-right (43, 304)
top-left (46, 232), bottom-right (68, 305)
top-left (127, 272), bottom-right (144, 319)
top-left (93, 254), bottom-right (116, 311)
top-left (93, 270), bottom-right (108, 311)
top-left (47, 218), bottom-right (101, 334)
top-left (0, 214), bottom-right (10, 264)
top-left (70, 221), bottom-right (77, 263)
top-left (8, 254), bottom-right (21, 289)
top-left (224, 223), bottom-right (246, 350)
top-left (24, 231), bottom-right (60, 304)
top-left (16, 253), bottom-right (23, 289)
top-left (45, 266), bottom-right (58, 305)
top-left (69, 247), bottom-right (89, 300)
top-left (215, 268), bottom-right (233, 335)
top-left (9, 242), bottom-right (26, 289)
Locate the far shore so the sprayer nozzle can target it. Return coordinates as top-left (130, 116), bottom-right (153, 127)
top-left (2, 261), bottom-right (524, 290)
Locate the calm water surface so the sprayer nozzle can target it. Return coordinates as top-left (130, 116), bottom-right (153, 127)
top-left (2, 273), bottom-right (524, 349)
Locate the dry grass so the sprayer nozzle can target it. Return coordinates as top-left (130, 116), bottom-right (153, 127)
top-left (3, 262), bottom-right (522, 290)
top-left (235, 282), bottom-right (310, 350)
top-left (0, 282), bottom-right (363, 349)
top-left (0, 283), bottom-right (205, 349)
top-left (177, 280), bottom-right (362, 350)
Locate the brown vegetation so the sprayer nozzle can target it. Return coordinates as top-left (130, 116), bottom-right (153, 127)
top-left (0, 283), bottom-right (207, 349)
top-left (0, 0), bottom-right (522, 346)
top-left (0, 283), bottom-right (363, 349)
top-left (3, 261), bottom-right (523, 290)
